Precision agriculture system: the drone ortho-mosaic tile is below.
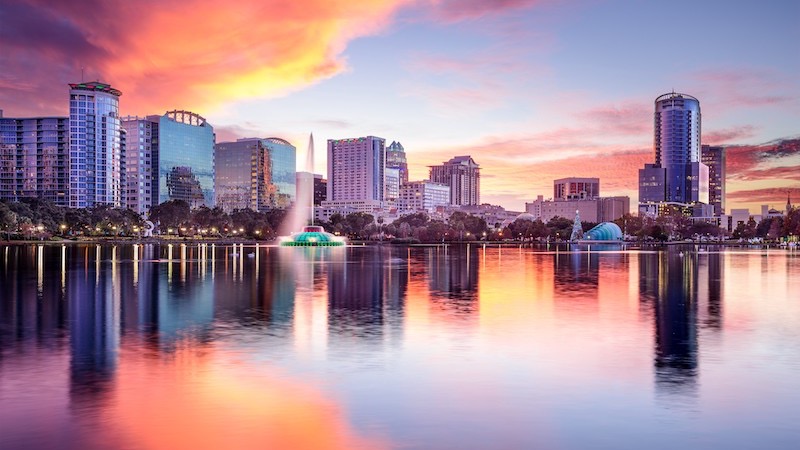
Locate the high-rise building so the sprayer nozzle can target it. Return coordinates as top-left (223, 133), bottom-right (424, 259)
top-left (0, 113), bottom-right (69, 205)
top-left (68, 81), bottom-right (124, 208)
top-left (120, 116), bottom-right (159, 214)
top-left (701, 145), bottom-right (726, 216)
top-left (386, 141), bottom-right (409, 184)
top-left (399, 180), bottom-right (450, 213)
top-left (526, 177), bottom-right (628, 223)
top-left (638, 92), bottom-right (709, 216)
top-left (296, 172), bottom-right (326, 207)
top-left (385, 167), bottom-right (400, 204)
top-left (157, 110), bottom-right (215, 207)
top-left (325, 136), bottom-right (385, 212)
top-left (429, 156), bottom-right (480, 206)
top-left (215, 138), bottom-right (296, 212)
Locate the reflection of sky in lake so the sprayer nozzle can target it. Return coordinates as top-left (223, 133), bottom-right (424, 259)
top-left (1, 244), bottom-right (799, 449)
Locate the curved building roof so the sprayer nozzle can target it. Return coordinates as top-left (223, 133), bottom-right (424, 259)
top-left (585, 222), bottom-right (623, 241)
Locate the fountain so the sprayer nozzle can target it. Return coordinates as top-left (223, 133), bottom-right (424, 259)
top-left (279, 133), bottom-right (345, 247)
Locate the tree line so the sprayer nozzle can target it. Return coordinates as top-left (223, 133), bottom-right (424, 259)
top-left (2, 198), bottom-right (798, 242)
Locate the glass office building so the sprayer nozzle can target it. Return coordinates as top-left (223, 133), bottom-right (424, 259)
top-left (0, 114), bottom-right (70, 205)
top-left (68, 81), bottom-right (123, 208)
top-left (215, 137), bottom-right (296, 212)
top-left (157, 110), bottom-right (214, 207)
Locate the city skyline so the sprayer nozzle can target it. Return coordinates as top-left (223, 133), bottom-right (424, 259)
top-left (1, 0), bottom-right (798, 212)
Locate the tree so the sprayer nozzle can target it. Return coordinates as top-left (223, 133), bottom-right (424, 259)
top-left (149, 200), bottom-right (191, 231)
top-left (0, 202), bottom-right (17, 240)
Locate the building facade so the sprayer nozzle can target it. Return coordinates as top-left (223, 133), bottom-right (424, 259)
top-left (215, 137), bottom-right (296, 212)
top-left (157, 110), bottom-right (214, 207)
top-left (0, 114), bottom-right (69, 205)
top-left (429, 155), bottom-right (480, 206)
top-left (639, 92), bottom-right (709, 216)
top-left (326, 136), bottom-right (385, 205)
top-left (399, 180), bottom-right (450, 213)
top-left (386, 141), bottom-right (409, 184)
top-left (120, 116), bottom-right (159, 214)
top-left (385, 167), bottom-right (400, 204)
top-left (68, 81), bottom-right (123, 208)
top-left (701, 145), bottom-right (726, 216)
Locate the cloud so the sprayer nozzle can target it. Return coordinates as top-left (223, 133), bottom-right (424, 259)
top-left (0, 0), bottom-right (413, 116)
top-left (726, 187), bottom-right (800, 205)
top-left (425, 0), bottom-right (546, 22)
top-left (702, 125), bottom-right (757, 144)
top-left (692, 68), bottom-right (797, 110)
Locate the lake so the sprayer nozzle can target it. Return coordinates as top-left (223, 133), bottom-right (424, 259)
top-left (1, 243), bottom-right (799, 449)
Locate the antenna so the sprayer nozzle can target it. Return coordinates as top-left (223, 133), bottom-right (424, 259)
top-left (81, 66), bottom-right (85, 82)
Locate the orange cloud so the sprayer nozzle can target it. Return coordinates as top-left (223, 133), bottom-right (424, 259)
top-left (1, 0), bottom-right (413, 115)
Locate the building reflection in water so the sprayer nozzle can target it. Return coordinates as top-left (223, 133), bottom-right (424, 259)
top-left (425, 245), bottom-right (479, 324)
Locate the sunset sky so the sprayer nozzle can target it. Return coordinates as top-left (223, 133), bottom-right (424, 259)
top-left (1, 0), bottom-right (798, 212)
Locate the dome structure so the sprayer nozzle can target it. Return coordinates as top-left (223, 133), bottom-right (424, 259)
top-left (280, 226), bottom-right (345, 247)
top-left (515, 213), bottom-right (537, 222)
top-left (584, 222), bottom-right (623, 241)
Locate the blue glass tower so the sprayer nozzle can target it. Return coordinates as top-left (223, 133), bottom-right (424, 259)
top-left (68, 82), bottom-right (123, 208)
top-left (157, 110), bottom-right (215, 208)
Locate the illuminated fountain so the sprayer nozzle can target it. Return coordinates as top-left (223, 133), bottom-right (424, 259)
top-left (280, 133), bottom-right (345, 247)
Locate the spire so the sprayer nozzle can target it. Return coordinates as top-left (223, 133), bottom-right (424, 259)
top-left (788, 192), bottom-right (792, 214)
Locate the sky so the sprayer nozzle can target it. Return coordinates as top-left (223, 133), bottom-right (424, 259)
top-left (1, 0), bottom-right (798, 212)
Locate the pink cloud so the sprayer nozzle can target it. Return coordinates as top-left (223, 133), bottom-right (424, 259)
top-left (702, 125), bottom-right (757, 144)
top-left (425, 0), bottom-right (547, 22)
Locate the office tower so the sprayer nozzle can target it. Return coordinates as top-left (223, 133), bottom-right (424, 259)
top-left (157, 110), bottom-right (215, 208)
top-left (215, 138), bottom-right (296, 212)
top-left (554, 177), bottom-right (600, 200)
top-left (68, 81), bottom-right (123, 208)
top-left (0, 113), bottom-right (69, 205)
top-left (701, 145), bottom-right (726, 216)
top-left (399, 180), bottom-right (450, 213)
top-left (386, 141), bottom-right (409, 184)
top-left (326, 136), bottom-right (385, 204)
top-left (638, 92), bottom-right (709, 216)
top-left (120, 116), bottom-right (159, 214)
top-left (429, 156), bottom-right (480, 206)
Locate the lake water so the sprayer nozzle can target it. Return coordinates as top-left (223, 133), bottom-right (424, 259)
top-left (1, 243), bottom-right (799, 450)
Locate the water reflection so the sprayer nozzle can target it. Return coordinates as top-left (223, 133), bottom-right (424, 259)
top-left (0, 244), bottom-right (799, 449)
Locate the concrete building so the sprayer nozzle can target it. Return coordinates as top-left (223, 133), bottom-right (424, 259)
top-left (638, 92), bottom-right (709, 216)
top-left (0, 113), bottom-right (69, 205)
top-left (120, 116), bottom-right (158, 214)
top-left (68, 81), bottom-right (124, 208)
top-left (324, 136), bottom-right (386, 213)
top-left (429, 155), bottom-right (480, 206)
top-left (296, 172), bottom-right (326, 206)
top-left (398, 180), bottom-right (450, 213)
top-left (385, 167), bottom-right (400, 204)
top-left (701, 145), bottom-right (726, 216)
top-left (214, 137), bottom-right (296, 212)
top-left (554, 177), bottom-right (599, 200)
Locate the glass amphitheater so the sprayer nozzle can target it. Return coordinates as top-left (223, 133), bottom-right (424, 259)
top-left (583, 222), bottom-right (623, 241)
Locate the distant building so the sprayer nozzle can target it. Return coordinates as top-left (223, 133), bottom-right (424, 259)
top-left (638, 92), bottom-right (709, 216)
top-left (324, 136), bottom-right (386, 213)
top-left (215, 137), bottom-right (296, 212)
top-left (386, 141), bottom-right (409, 184)
top-left (296, 172), bottom-right (326, 207)
top-left (0, 113), bottom-right (69, 205)
top-left (429, 155), bottom-right (480, 206)
top-left (399, 180), bottom-right (450, 213)
top-left (68, 81), bottom-right (124, 208)
top-left (385, 167), bottom-right (400, 204)
top-left (554, 177), bottom-right (599, 200)
top-left (526, 178), bottom-right (629, 223)
top-left (157, 110), bottom-right (215, 207)
top-left (701, 145), bottom-right (726, 216)
top-left (120, 116), bottom-right (159, 214)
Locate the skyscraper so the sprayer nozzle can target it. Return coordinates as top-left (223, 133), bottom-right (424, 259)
top-left (639, 92), bottom-right (709, 216)
top-left (0, 113), bottom-right (69, 205)
top-left (215, 137), bottom-right (296, 212)
top-left (429, 156), bottom-right (480, 206)
top-left (68, 81), bottom-right (123, 208)
top-left (701, 145), bottom-right (726, 216)
top-left (386, 141), bottom-right (409, 184)
top-left (156, 110), bottom-right (215, 207)
top-left (326, 136), bottom-right (385, 206)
